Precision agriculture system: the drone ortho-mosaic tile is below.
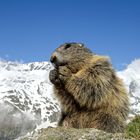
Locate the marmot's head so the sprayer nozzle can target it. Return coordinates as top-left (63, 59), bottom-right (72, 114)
top-left (50, 43), bottom-right (93, 71)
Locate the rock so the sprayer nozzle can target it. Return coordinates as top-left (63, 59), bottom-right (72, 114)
top-left (20, 127), bottom-right (134, 140)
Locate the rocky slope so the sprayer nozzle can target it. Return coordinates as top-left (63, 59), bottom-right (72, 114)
top-left (20, 127), bottom-right (135, 140)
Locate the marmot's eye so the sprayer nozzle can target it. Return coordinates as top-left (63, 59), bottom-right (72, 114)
top-left (64, 44), bottom-right (71, 50)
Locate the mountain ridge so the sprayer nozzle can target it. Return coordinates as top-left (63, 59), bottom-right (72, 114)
top-left (118, 59), bottom-right (140, 117)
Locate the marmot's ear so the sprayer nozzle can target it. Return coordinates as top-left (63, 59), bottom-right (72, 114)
top-left (78, 43), bottom-right (84, 47)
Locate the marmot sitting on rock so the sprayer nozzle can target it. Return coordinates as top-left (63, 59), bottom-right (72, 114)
top-left (49, 43), bottom-right (129, 133)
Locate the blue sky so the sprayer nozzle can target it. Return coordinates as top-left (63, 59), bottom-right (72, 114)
top-left (0, 0), bottom-right (140, 70)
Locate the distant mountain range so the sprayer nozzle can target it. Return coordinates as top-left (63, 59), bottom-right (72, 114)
top-left (0, 59), bottom-right (139, 139)
top-left (0, 60), bottom-right (60, 140)
top-left (118, 59), bottom-right (140, 117)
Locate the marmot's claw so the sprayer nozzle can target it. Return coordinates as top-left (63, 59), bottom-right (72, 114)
top-left (49, 69), bottom-right (58, 84)
top-left (58, 66), bottom-right (72, 82)
top-left (59, 66), bottom-right (71, 76)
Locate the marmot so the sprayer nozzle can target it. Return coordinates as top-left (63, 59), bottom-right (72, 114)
top-left (49, 43), bottom-right (129, 133)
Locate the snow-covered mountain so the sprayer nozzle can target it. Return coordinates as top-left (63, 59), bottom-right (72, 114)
top-left (118, 59), bottom-right (140, 117)
top-left (0, 59), bottom-right (140, 140)
top-left (0, 60), bottom-right (60, 140)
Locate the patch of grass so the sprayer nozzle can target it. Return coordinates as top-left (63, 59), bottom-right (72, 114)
top-left (125, 115), bottom-right (140, 139)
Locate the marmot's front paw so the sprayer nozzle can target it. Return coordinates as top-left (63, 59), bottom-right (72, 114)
top-left (49, 69), bottom-right (60, 85)
top-left (58, 66), bottom-right (72, 83)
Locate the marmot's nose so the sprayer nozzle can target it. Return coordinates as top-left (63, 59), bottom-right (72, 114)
top-left (50, 55), bottom-right (57, 63)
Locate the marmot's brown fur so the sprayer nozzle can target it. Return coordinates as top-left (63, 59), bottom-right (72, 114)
top-left (49, 43), bottom-right (129, 133)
